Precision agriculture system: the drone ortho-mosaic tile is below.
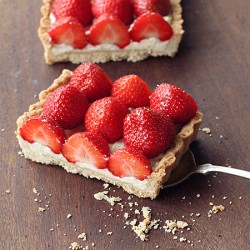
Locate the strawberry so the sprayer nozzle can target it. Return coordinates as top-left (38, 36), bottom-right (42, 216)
top-left (108, 148), bottom-right (152, 180)
top-left (150, 83), bottom-right (198, 124)
top-left (69, 62), bottom-right (113, 102)
top-left (85, 97), bottom-right (130, 143)
top-left (123, 107), bottom-right (175, 158)
top-left (48, 16), bottom-right (87, 49)
top-left (129, 12), bottom-right (173, 42)
top-left (42, 85), bottom-right (89, 130)
top-left (92, 0), bottom-right (133, 25)
top-left (111, 74), bottom-right (151, 108)
top-left (62, 132), bottom-right (110, 169)
top-left (19, 115), bottom-right (66, 154)
top-left (133, 0), bottom-right (171, 17)
top-left (88, 15), bottom-right (130, 48)
top-left (52, 0), bottom-right (93, 26)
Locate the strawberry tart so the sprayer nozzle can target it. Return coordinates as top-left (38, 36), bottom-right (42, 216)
top-left (38, 0), bottom-right (184, 64)
top-left (16, 63), bottom-right (202, 199)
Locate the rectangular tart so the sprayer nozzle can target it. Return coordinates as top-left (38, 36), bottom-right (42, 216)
top-left (16, 70), bottom-right (202, 199)
top-left (38, 0), bottom-right (184, 64)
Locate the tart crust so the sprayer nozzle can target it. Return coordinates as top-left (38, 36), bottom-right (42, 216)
top-left (38, 0), bottom-right (184, 64)
top-left (16, 70), bottom-right (202, 199)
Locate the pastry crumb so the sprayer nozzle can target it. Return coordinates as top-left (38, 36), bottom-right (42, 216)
top-left (129, 207), bottom-right (152, 241)
top-left (124, 212), bottom-right (129, 220)
top-left (67, 213), bottom-right (72, 219)
top-left (128, 206), bottom-right (160, 241)
top-left (69, 242), bottom-right (82, 250)
top-left (38, 207), bottom-right (46, 212)
top-left (78, 233), bottom-right (87, 241)
top-left (212, 205), bottom-right (225, 213)
top-left (33, 187), bottom-right (38, 194)
top-left (135, 209), bottom-right (140, 215)
top-left (200, 127), bottom-right (211, 135)
top-left (94, 191), bottom-right (122, 206)
top-left (163, 220), bottom-right (189, 234)
top-left (103, 183), bottom-right (110, 189)
top-left (180, 237), bottom-right (187, 242)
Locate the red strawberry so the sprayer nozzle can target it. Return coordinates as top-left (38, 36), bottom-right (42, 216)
top-left (92, 0), bottom-right (133, 25)
top-left (130, 12), bottom-right (173, 42)
top-left (85, 97), bottom-right (130, 143)
top-left (62, 132), bottom-right (110, 169)
top-left (52, 0), bottom-right (93, 26)
top-left (150, 84), bottom-right (198, 124)
top-left (108, 148), bottom-right (152, 180)
top-left (133, 0), bottom-right (171, 17)
top-left (42, 85), bottom-right (89, 130)
top-left (123, 107), bottom-right (175, 158)
top-left (111, 75), bottom-right (151, 108)
top-left (48, 16), bottom-right (87, 49)
top-left (69, 62), bottom-right (113, 102)
top-left (88, 15), bottom-right (130, 48)
top-left (19, 115), bottom-right (66, 154)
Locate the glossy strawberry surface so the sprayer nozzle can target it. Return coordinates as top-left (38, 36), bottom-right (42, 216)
top-left (48, 16), bottom-right (87, 49)
top-left (43, 85), bottom-right (89, 129)
top-left (92, 0), bottom-right (134, 25)
top-left (108, 148), bottom-right (152, 180)
top-left (20, 115), bottom-right (66, 154)
top-left (52, 0), bottom-right (93, 26)
top-left (150, 83), bottom-right (198, 124)
top-left (130, 12), bottom-right (173, 42)
top-left (111, 74), bottom-right (151, 108)
top-left (88, 15), bottom-right (130, 48)
top-left (124, 107), bottom-right (175, 158)
top-left (133, 0), bottom-right (171, 17)
top-left (62, 131), bottom-right (110, 169)
top-left (85, 97), bottom-right (129, 143)
top-left (69, 62), bottom-right (113, 102)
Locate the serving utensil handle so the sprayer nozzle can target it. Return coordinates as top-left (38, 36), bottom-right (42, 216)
top-left (197, 164), bottom-right (250, 179)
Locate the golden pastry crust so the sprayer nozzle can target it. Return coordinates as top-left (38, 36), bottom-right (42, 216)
top-left (16, 71), bottom-right (202, 199)
top-left (38, 0), bottom-right (184, 64)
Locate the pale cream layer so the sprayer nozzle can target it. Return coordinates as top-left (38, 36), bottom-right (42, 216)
top-left (18, 136), bottom-right (163, 190)
top-left (49, 14), bottom-right (173, 54)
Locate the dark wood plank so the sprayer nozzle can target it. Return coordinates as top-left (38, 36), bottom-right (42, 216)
top-left (0, 0), bottom-right (249, 249)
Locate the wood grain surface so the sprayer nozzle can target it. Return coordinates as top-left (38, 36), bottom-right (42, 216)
top-left (0, 0), bottom-right (249, 249)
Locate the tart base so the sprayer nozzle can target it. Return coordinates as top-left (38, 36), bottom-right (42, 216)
top-left (16, 70), bottom-right (202, 199)
top-left (38, 0), bottom-right (184, 64)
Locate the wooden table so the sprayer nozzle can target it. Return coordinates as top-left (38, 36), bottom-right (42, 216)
top-left (1, 0), bottom-right (249, 249)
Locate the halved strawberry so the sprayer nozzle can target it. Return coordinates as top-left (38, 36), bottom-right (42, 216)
top-left (111, 74), bottom-right (151, 108)
top-left (133, 0), bottom-right (171, 17)
top-left (62, 132), bottom-right (110, 169)
top-left (69, 62), bottom-right (113, 102)
top-left (130, 12), bottom-right (173, 42)
top-left (85, 97), bottom-right (130, 143)
top-left (48, 16), bottom-right (87, 49)
top-left (19, 115), bottom-right (66, 154)
top-left (88, 15), bottom-right (130, 48)
top-left (52, 0), bottom-right (93, 26)
top-left (123, 107), bottom-right (175, 158)
top-left (150, 83), bottom-right (198, 124)
top-left (108, 148), bottom-right (152, 180)
top-left (92, 0), bottom-right (134, 25)
top-left (42, 85), bottom-right (89, 130)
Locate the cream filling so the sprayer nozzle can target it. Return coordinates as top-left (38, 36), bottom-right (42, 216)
top-left (49, 14), bottom-right (173, 53)
top-left (18, 136), bottom-right (162, 190)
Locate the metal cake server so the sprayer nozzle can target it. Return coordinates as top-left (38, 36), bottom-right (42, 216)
top-left (164, 150), bottom-right (250, 188)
